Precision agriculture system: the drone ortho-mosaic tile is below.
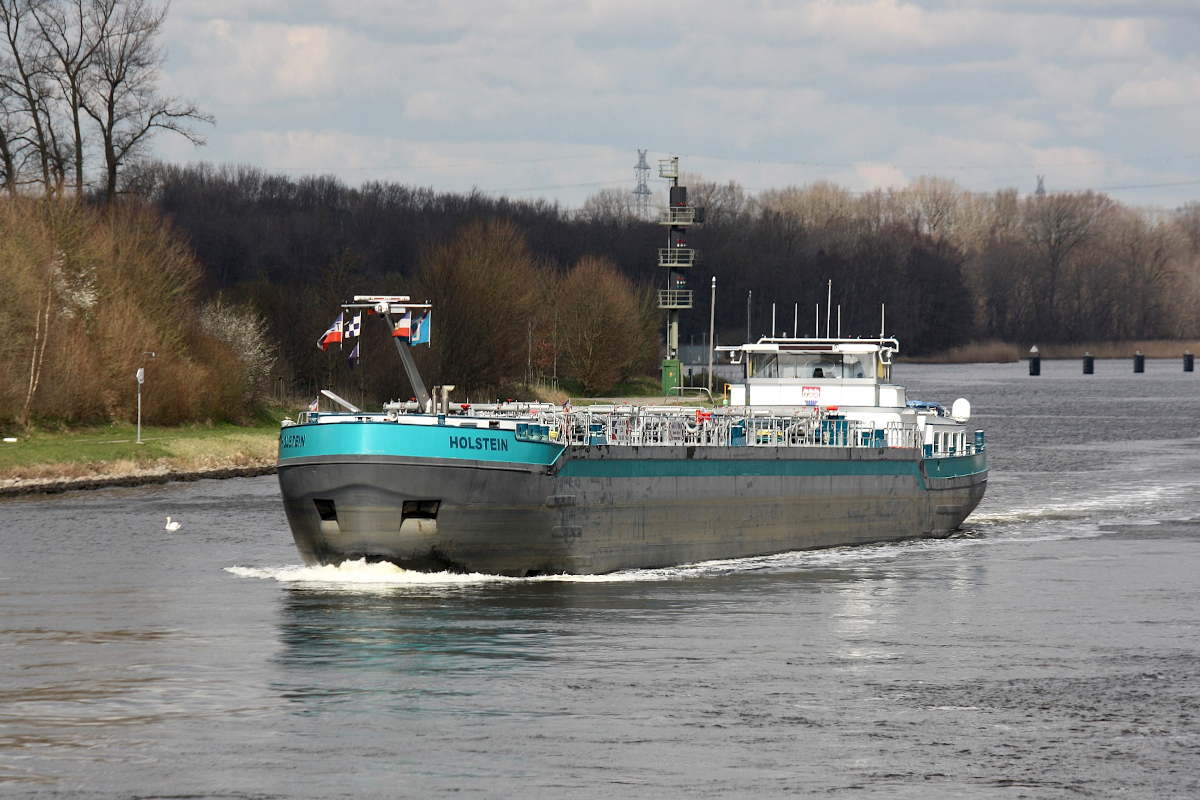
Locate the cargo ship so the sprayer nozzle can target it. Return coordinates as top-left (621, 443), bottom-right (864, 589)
top-left (276, 315), bottom-right (986, 576)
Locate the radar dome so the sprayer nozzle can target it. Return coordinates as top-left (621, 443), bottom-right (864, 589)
top-left (951, 398), bottom-right (971, 422)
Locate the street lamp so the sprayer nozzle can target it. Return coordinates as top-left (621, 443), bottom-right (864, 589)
top-left (137, 351), bottom-right (156, 444)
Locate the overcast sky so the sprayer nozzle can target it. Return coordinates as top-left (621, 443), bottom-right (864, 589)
top-left (156, 0), bottom-right (1200, 209)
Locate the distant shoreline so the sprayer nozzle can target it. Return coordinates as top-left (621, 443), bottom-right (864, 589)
top-left (900, 340), bottom-right (1200, 364)
top-left (0, 462), bottom-right (277, 498)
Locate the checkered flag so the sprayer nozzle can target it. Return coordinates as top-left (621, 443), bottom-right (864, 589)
top-left (345, 311), bottom-right (362, 339)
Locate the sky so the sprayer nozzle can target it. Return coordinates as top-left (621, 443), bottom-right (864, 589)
top-left (155, 0), bottom-right (1200, 209)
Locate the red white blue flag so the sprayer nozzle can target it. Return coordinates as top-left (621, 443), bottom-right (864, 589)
top-left (392, 311), bottom-right (412, 339)
top-left (317, 313), bottom-right (343, 350)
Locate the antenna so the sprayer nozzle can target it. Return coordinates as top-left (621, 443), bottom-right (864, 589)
top-left (814, 304), bottom-right (819, 337)
top-left (793, 303), bottom-right (798, 338)
top-left (837, 305), bottom-right (841, 338)
top-left (633, 150), bottom-right (651, 218)
top-left (771, 303), bottom-right (776, 338)
top-left (708, 276), bottom-right (716, 392)
top-left (826, 280), bottom-right (832, 338)
top-left (880, 304), bottom-right (886, 338)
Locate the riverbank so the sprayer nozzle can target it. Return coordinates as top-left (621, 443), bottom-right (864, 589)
top-left (0, 418), bottom-right (282, 497)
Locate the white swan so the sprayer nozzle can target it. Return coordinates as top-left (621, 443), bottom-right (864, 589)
top-left (165, 516), bottom-right (181, 531)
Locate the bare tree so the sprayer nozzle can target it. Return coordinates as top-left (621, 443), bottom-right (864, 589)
top-left (576, 186), bottom-right (638, 225)
top-left (1020, 191), bottom-right (1110, 339)
top-left (887, 176), bottom-right (962, 244)
top-left (34, 0), bottom-right (114, 196)
top-left (415, 218), bottom-right (541, 395)
top-left (0, 0), bottom-right (66, 191)
top-left (0, 86), bottom-right (24, 190)
top-left (1107, 208), bottom-right (1178, 339)
top-left (754, 180), bottom-right (856, 232)
top-left (82, 0), bottom-right (211, 203)
top-left (681, 173), bottom-right (748, 226)
top-left (557, 255), bottom-right (648, 395)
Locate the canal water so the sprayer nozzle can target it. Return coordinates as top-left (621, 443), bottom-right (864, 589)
top-left (1, 360), bottom-right (1198, 798)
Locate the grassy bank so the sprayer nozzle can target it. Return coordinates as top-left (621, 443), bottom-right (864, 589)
top-left (0, 408), bottom-right (290, 485)
top-left (904, 340), bottom-right (1200, 363)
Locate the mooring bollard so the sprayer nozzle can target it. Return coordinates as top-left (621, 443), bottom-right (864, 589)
top-left (1134, 351), bottom-right (1145, 373)
top-left (1185, 351), bottom-right (1194, 373)
top-left (1082, 352), bottom-right (1094, 374)
top-left (1029, 345), bottom-right (1041, 376)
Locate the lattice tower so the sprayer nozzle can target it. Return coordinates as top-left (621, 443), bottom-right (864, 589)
top-left (633, 150), bottom-right (652, 219)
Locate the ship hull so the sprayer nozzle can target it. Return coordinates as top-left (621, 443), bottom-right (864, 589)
top-left (278, 437), bottom-right (986, 576)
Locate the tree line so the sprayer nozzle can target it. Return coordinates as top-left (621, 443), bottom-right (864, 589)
top-left (5, 159), bottom-right (1199, 426)
top-left (0, 0), bottom-right (210, 201)
top-left (712, 177), bottom-right (1200, 348)
top-left (143, 164), bottom-right (1200, 390)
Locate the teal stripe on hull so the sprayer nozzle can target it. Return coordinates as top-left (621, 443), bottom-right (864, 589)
top-left (278, 420), bottom-right (564, 466)
top-left (924, 452), bottom-right (987, 479)
top-left (559, 452), bottom-right (985, 484)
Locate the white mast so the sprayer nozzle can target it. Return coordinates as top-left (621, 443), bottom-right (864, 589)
top-left (825, 280), bottom-right (832, 338)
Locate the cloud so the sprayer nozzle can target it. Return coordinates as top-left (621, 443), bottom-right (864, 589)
top-left (1111, 63), bottom-right (1200, 109)
top-left (1069, 17), bottom-right (1154, 60)
top-left (178, 19), bottom-right (365, 105)
top-left (154, 1), bottom-right (1200, 208)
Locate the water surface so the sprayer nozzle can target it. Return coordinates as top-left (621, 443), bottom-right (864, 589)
top-left (2, 359), bottom-right (1198, 797)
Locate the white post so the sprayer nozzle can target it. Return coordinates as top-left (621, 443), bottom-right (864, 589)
top-left (708, 277), bottom-right (716, 394)
top-left (793, 303), bottom-right (798, 338)
top-left (815, 304), bottom-right (819, 337)
top-left (771, 303), bottom-right (776, 338)
top-left (136, 367), bottom-right (144, 444)
top-left (826, 280), bottom-right (832, 338)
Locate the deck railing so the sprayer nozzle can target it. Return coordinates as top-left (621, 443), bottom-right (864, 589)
top-left (525, 408), bottom-right (925, 451)
top-left (301, 407), bottom-right (981, 457)
top-left (657, 289), bottom-right (693, 309)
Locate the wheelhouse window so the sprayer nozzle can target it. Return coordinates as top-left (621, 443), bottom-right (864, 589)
top-left (841, 354), bottom-right (876, 379)
top-left (748, 352), bottom-right (877, 379)
top-left (749, 353), bottom-right (779, 378)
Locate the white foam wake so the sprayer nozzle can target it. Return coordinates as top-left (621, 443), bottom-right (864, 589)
top-left (967, 480), bottom-right (1198, 527)
top-left (225, 539), bottom-right (981, 589)
top-left (226, 561), bottom-right (517, 586)
top-left (226, 560), bottom-right (687, 586)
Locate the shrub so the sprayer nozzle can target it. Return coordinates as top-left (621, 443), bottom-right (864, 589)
top-left (0, 197), bottom-right (267, 427)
